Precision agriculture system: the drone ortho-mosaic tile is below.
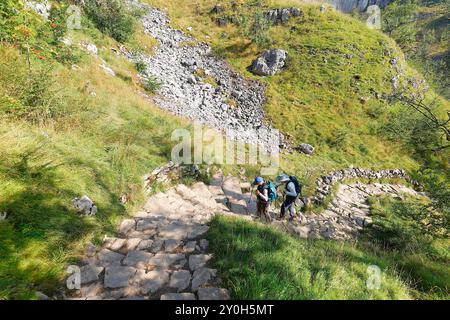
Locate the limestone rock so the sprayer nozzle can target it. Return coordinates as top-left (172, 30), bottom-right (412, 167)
top-left (298, 143), bottom-right (315, 155)
top-left (169, 270), bottom-right (191, 292)
top-left (191, 267), bottom-right (216, 291)
top-left (250, 49), bottom-right (287, 76)
top-left (139, 269), bottom-right (169, 294)
top-left (189, 254), bottom-right (212, 271)
top-left (72, 196), bottom-right (98, 216)
top-left (104, 266), bottom-right (137, 289)
top-left (161, 293), bottom-right (196, 300)
top-left (198, 287), bottom-right (230, 300)
top-left (123, 250), bottom-right (153, 269)
top-left (80, 265), bottom-right (104, 285)
top-left (119, 219), bottom-right (135, 235)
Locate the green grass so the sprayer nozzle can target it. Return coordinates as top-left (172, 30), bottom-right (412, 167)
top-left (208, 195), bottom-right (450, 300)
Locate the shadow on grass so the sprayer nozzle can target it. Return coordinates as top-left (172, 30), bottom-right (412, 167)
top-left (0, 145), bottom-right (124, 299)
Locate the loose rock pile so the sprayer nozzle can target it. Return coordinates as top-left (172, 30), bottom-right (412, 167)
top-left (307, 168), bottom-right (416, 205)
top-left (128, 2), bottom-right (280, 151)
top-left (143, 162), bottom-right (201, 193)
top-left (279, 182), bottom-right (424, 241)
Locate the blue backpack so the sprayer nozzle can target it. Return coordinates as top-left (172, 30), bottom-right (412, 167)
top-left (266, 181), bottom-right (278, 203)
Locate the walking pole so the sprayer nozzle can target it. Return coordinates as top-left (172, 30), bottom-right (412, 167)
top-left (247, 185), bottom-right (254, 211)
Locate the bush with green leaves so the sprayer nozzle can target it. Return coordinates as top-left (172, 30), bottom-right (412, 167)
top-left (143, 76), bottom-right (162, 93)
top-left (83, 0), bottom-right (136, 43)
top-left (134, 59), bottom-right (147, 73)
top-left (241, 8), bottom-right (272, 48)
top-left (0, 54), bottom-right (81, 124)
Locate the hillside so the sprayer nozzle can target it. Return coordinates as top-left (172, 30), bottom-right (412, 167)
top-left (0, 0), bottom-right (448, 300)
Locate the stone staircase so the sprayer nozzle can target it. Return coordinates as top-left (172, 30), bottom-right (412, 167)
top-left (67, 172), bottom-right (424, 300)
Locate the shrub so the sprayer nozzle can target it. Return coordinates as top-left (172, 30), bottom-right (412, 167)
top-left (0, 53), bottom-right (78, 124)
top-left (83, 0), bottom-right (136, 43)
top-left (143, 76), bottom-right (162, 93)
top-left (134, 59), bottom-right (147, 73)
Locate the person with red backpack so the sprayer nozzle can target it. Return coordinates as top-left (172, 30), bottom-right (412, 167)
top-left (252, 176), bottom-right (273, 222)
top-left (276, 174), bottom-right (302, 221)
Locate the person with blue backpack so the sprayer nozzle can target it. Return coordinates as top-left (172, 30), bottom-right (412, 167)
top-left (252, 176), bottom-right (277, 222)
top-left (276, 174), bottom-right (302, 221)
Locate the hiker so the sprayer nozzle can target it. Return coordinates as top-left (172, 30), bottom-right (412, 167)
top-left (276, 174), bottom-right (302, 221)
top-left (252, 176), bottom-right (272, 222)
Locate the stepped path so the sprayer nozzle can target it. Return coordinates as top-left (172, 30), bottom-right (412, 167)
top-left (68, 172), bottom-right (424, 300)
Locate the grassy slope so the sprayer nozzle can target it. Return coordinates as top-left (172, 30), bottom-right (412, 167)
top-left (143, 0), bottom-right (426, 188)
top-left (0, 22), bottom-right (187, 298)
top-left (208, 196), bottom-right (449, 300)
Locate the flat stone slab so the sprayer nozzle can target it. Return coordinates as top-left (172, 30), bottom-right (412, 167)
top-left (104, 266), bottom-right (137, 289)
top-left (164, 239), bottom-right (182, 252)
top-left (80, 265), bottom-right (104, 285)
top-left (137, 239), bottom-right (153, 251)
top-left (125, 238), bottom-right (142, 252)
top-left (119, 219), bottom-right (135, 235)
top-left (136, 219), bottom-right (158, 232)
top-left (169, 270), bottom-right (191, 292)
top-left (104, 237), bottom-right (127, 252)
top-left (122, 250), bottom-right (154, 269)
top-left (187, 225), bottom-right (209, 240)
top-left (192, 267), bottom-right (216, 291)
top-left (97, 249), bottom-right (124, 265)
top-left (189, 254), bottom-right (212, 271)
top-left (198, 287), bottom-right (230, 300)
top-left (161, 293), bottom-right (196, 300)
top-left (158, 221), bottom-right (191, 240)
top-left (148, 253), bottom-right (186, 268)
top-left (139, 269), bottom-right (169, 294)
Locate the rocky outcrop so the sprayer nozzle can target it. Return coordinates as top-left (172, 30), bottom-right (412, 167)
top-left (297, 143), bottom-right (315, 155)
top-left (72, 196), bottom-right (98, 216)
top-left (281, 182), bottom-right (425, 241)
top-left (265, 7), bottom-right (303, 25)
top-left (25, 1), bottom-right (51, 20)
top-left (250, 49), bottom-right (287, 76)
top-left (326, 0), bottom-right (394, 13)
top-left (307, 168), bottom-right (417, 205)
top-left (126, 2), bottom-right (280, 151)
top-left (143, 162), bottom-right (201, 193)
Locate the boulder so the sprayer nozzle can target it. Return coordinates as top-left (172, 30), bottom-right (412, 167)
top-left (72, 195), bottom-right (98, 216)
top-left (298, 143), bottom-right (315, 155)
top-left (250, 49), bottom-right (287, 76)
